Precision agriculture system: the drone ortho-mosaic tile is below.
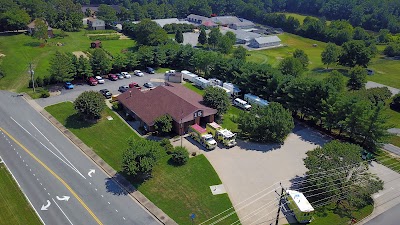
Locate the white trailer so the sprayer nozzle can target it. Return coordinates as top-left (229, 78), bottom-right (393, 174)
top-left (208, 78), bottom-right (223, 87)
top-left (223, 82), bottom-right (241, 97)
top-left (214, 85), bottom-right (232, 96)
top-left (193, 77), bottom-right (210, 89)
top-left (181, 70), bottom-right (198, 82)
top-left (244, 94), bottom-right (269, 107)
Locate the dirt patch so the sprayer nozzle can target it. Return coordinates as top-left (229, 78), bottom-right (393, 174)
top-left (72, 51), bottom-right (88, 59)
top-left (119, 34), bottom-right (130, 40)
top-left (377, 70), bottom-right (385, 74)
top-left (0, 53), bottom-right (5, 57)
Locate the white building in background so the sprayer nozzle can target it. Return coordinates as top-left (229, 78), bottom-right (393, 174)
top-left (249, 36), bottom-right (282, 48)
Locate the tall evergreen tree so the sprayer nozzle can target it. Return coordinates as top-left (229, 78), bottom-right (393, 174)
top-left (77, 55), bottom-right (92, 80)
top-left (90, 48), bottom-right (111, 76)
top-left (175, 29), bottom-right (183, 43)
top-left (48, 51), bottom-right (75, 82)
top-left (198, 28), bottom-right (207, 45)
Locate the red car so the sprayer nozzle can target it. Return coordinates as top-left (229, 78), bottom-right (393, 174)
top-left (108, 74), bottom-right (118, 81)
top-left (87, 77), bottom-right (98, 86)
top-left (129, 82), bottom-right (141, 90)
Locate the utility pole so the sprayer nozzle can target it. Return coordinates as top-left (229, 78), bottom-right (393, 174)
top-left (29, 62), bottom-right (35, 92)
top-left (275, 182), bottom-right (284, 225)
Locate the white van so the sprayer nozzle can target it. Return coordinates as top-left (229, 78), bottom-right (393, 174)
top-left (233, 98), bottom-right (251, 110)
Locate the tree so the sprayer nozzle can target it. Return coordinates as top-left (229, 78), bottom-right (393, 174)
top-left (339, 40), bottom-right (373, 67)
top-left (225, 31), bottom-right (236, 45)
top-left (304, 141), bottom-right (383, 209)
top-left (279, 57), bottom-right (304, 77)
top-left (76, 55), bottom-right (92, 80)
top-left (175, 29), bottom-right (183, 43)
top-left (134, 19), bottom-right (168, 46)
top-left (90, 48), bottom-right (111, 76)
top-left (323, 70), bottom-right (346, 92)
top-left (208, 27), bottom-right (222, 49)
top-left (171, 146), bottom-right (189, 165)
top-left (48, 51), bottom-right (75, 82)
top-left (154, 114), bottom-right (173, 135)
top-left (32, 18), bottom-right (48, 41)
top-left (293, 49), bottom-right (309, 68)
top-left (198, 28), bottom-right (207, 45)
top-left (0, 8), bottom-right (30, 31)
top-left (321, 43), bottom-right (340, 69)
top-left (112, 54), bottom-right (127, 72)
top-left (377, 29), bottom-right (390, 43)
top-left (159, 138), bottom-right (174, 154)
top-left (126, 52), bottom-right (139, 71)
top-left (203, 86), bottom-right (230, 116)
top-left (359, 103), bottom-right (389, 151)
top-left (122, 138), bottom-right (163, 177)
top-left (348, 66), bottom-right (367, 90)
top-left (97, 4), bottom-right (117, 25)
top-left (74, 91), bottom-right (106, 120)
top-left (391, 94), bottom-right (400, 111)
top-left (233, 46), bottom-right (247, 61)
top-left (238, 102), bottom-right (294, 143)
top-left (217, 35), bottom-right (234, 54)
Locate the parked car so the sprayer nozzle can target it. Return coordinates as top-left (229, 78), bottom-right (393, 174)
top-left (88, 77), bottom-right (98, 86)
top-left (95, 76), bottom-right (105, 84)
top-left (108, 74), bottom-right (118, 81)
top-left (134, 70), bottom-right (144, 77)
top-left (64, 82), bottom-right (74, 89)
top-left (145, 67), bottom-right (155, 74)
top-left (99, 89), bottom-right (112, 99)
top-left (129, 82), bottom-right (141, 90)
top-left (121, 72), bottom-right (131, 78)
top-left (143, 82), bottom-right (154, 88)
top-left (117, 73), bottom-right (124, 79)
top-left (118, 85), bottom-right (129, 93)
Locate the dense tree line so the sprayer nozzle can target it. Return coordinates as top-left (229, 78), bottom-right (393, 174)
top-left (0, 0), bottom-right (83, 31)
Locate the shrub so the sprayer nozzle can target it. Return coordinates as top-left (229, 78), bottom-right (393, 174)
top-left (35, 76), bottom-right (44, 87)
top-left (89, 35), bottom-right (120, 41)
top-left (43, 76), bottom-right (51, 85)
top-left (154, 114), bottom-right (173, 136)
top-left (171, 146), bottom-right (189, 165)
top-left (160, 138), bottom-right (174, 154)
top-left (391, 94), bottom-right (400, 111)
top-left (40, 89), bottom-right (50, 98)
top-left (112, 101), bottom-right (122, 111)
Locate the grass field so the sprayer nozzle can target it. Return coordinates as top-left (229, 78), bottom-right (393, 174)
top-left (247, 33), bottom-right (328, 71)
top-left (45, 102), bottom-right (238, 225)
top-left (367, 55), bottom-right (400, 89)
top-left (138, 155), bottom-right (239, 225)
top-left (45, 102), bottom-right (138, 170)
top-left (0, 30), bottom-right (136, 92)
top-left (222, 106), bottom-right (240, 132)
top-left (0, 164), bottom-right (42, 225)
top-left (183, 82), bottom-right (205, 95)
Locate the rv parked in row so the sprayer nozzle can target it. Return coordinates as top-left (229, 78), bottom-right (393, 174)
top-left (233, 98), bottom-right (251, 110)
top-left (244, 94), bottom-right (269, 107)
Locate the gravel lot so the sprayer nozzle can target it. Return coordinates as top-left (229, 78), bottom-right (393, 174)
top-left (35, 73), bottom-right (166, 107)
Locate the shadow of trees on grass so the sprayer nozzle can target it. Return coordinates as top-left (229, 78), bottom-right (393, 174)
top-left (65, 113), bottom-right (96, 129)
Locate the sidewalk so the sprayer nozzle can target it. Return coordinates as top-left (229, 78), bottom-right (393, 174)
top-left (24, 95), bottom-right (177, 225)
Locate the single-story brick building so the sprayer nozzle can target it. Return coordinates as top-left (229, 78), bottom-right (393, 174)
top-left (117, 83), bottom-right (217, 134)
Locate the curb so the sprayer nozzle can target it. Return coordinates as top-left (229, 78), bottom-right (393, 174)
top-left (24, 95), bottom-right (177, 225)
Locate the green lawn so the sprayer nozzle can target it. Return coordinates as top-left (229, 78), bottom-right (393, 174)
top-left (183, 82), bottom-right (205, 95)
top-left (367, 55), bottom-right (400, 89)
top-left (278, 13), bottom-right (331, 25)
top-left (222, 106), bottom-right (240, 132)
top-left (45, 102), bottom-right (139, 170)
top-left (390, 135), bottom-right (400, 148)
top-left (0, 30), bottom-right (136, 92)
top-left (138, 155), bottom-right (239, 225)
top-left (0, 164), bottom-right (42, 225)
top-left (309, 203), bottom-right (373, 225)
top-left (45, 101), bottom-right (238, 225)
top-left (247, 33), bottom-right (328, 72)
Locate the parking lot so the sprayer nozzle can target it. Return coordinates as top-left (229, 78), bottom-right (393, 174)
top-left (35, 72), bottom-right (166, 107)
top-left (171, 123), bottom-right (330, 225)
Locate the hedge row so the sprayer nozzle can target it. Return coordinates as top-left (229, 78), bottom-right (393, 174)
top-left (89, 35), bottom-right (120, 41)
top-left (85, 30), bottom-right (117, 34)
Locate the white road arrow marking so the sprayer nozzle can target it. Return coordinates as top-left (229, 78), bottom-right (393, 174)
top-left (56, 196), bottom-right (70, 201)
top-left (88, 169), bottom-right (95, 177)
top-left (41, 200), bottom-right (51, 211)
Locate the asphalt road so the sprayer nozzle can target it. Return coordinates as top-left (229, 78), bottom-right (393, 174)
top-left (365, 203), bottom-right (400, 225)
top-left (36, 73), bottom-right (166, 107)
top-left (383, 144), bottom-right (400, 156)
top-left (0, 91), bottom-right (160, 225)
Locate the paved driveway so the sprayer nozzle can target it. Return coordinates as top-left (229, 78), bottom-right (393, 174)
top-left (35, 73), bottom-right (166, 107)
top-left (172, 124), bottom-right (330, 225)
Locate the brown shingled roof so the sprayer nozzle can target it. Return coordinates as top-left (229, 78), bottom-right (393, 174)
top-left (117, 83), bottom-right (217, 126)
